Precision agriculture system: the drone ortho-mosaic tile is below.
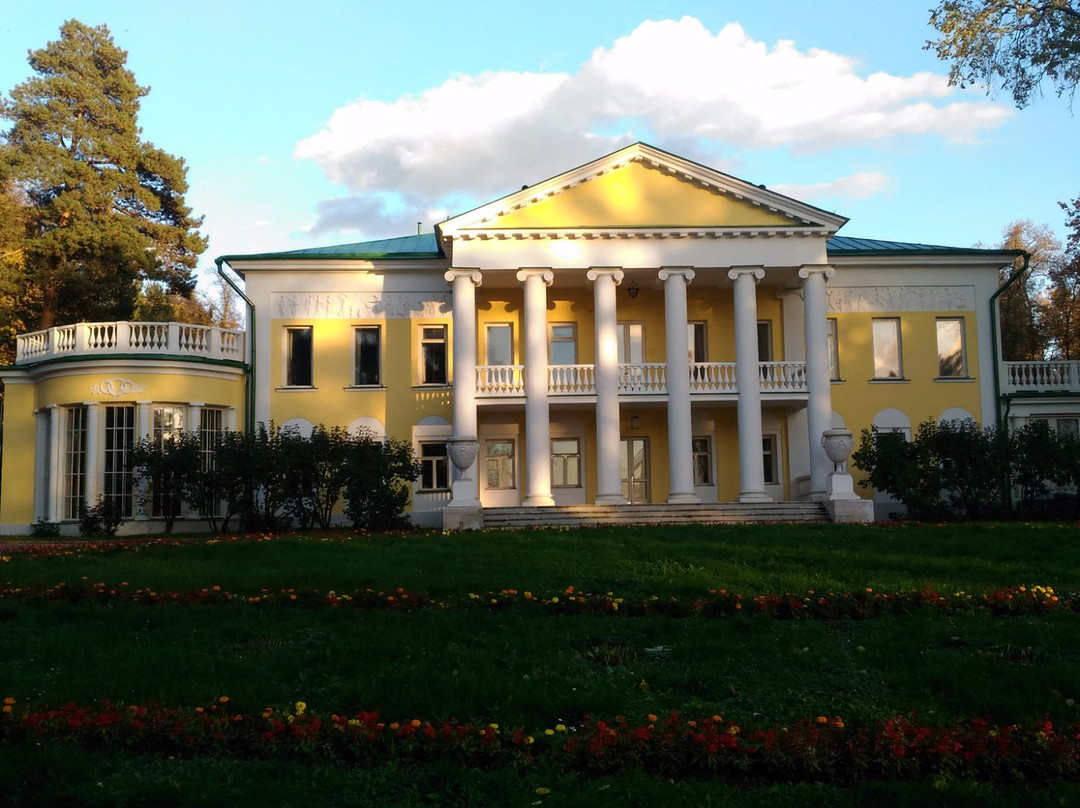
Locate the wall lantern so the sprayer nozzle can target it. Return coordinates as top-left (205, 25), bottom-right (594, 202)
top-left (627, 280), bottom-right (640, 299)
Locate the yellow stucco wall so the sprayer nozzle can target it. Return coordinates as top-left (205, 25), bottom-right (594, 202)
top-left (267, 316), bottom-right (453, 434)
top-left (491, 162), bottom-right (800, 229)
top-left (1, 383), bottom-right (38, 525)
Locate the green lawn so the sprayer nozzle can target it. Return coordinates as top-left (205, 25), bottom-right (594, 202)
top-left (2, 523), bottom-right (1080, 806)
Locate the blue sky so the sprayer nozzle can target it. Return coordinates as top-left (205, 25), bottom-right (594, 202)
top-left (2, 0), bottom-right (1077, 282)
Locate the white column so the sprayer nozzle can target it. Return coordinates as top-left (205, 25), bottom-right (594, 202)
top-left (729, 267), bottom-right (770, 502)
top-left (84, 402), bottom-right (100, 507)
top-left (588, 267), bottom-right (625, 504)
top-left (444, 269), bottom-right (483, 508)
top-left (659, 267), bottom-right (700, 504)
top-left (34, 409), bottom-right (49, 522)
top-left (799, 265), bottom-right (836, 500)
top-left (47, 405), bottom-right (60, 522)
top-left (517, 268), bottom-right (555, 506)
top-left (135, 401), bottom-right (152, 519)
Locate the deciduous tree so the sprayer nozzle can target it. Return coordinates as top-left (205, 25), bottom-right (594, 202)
top-left (927, 0), bottom-right (1080, 107)
top-left (0, 20), bottom-right (206, 332)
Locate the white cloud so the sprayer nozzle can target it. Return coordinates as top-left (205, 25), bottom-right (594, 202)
top-left (295, 16), bottom-right (1012, 240)
top-left (772, 172), bottom-right (891, 202)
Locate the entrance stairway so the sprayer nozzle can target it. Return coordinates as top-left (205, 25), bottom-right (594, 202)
top-left (480, 501), bottom-right (828, 529)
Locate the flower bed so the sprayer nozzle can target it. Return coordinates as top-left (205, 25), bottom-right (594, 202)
top-left (0, 580), bottom-right (1070, 619)
top-left (2, 699), bottom-right (1078, 784)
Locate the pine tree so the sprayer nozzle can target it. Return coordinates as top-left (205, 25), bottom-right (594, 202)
top-left (0, 20), bottom-right (206, 331)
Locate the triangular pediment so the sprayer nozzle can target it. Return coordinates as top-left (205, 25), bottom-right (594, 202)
top-left (438, 143), bottom-right (848, 243)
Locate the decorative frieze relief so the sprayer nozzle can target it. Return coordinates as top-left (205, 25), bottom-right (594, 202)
top-left (826, 286), bottom-right (974, 313)
top-left (90, 378), bottom-right (146, 398)
top-left (273, 292), bottom-right (452, 320)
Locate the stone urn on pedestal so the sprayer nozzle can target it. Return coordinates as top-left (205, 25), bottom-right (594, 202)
top-left (447, 437), bottom-right (479, 481)
top-left (444, 437), bottom-right (482, 527)
top-left (821, 428), bottom-right (855, 474)
top-left (819, 428), bottom-right (874, 523)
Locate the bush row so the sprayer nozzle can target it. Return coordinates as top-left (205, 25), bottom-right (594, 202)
top-left (126, 423), bottom-right (420, 534)
top-left (852, 419), bottom-right (1080, 521)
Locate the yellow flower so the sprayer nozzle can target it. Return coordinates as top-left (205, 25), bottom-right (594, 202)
top-left (535, 787), bottom-right (552, 795)
top-left (544, 729), bottom-right (555, 736)
top-left (295, 701), bottom-right (307, 715)
top-left (555, 724), bottom-right (567, 732)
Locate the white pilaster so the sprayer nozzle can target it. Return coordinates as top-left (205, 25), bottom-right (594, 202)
top-left (135, 401), bottom-right (152, 519)
top-left (729, 267), bottom-right (770, 502)
top-left (659, 267), bottom-right (700, 504)
top-left (588, 268), bottom-right (626, 505)
top-left (517, 268), bottom-right (555, 506)
top-left (799, 265), bottom-right (836, 499)
top-left (47, 405), bottom-right (60, 522)
top-left (34, 409), bottom-right (49, 522)
top-left (84, 402), bottom-right (100, 507)
top-left (444, 268), bottom-right (483, 508)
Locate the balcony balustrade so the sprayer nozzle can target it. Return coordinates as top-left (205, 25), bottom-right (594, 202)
top-left (15, 322), bottom-right (246, 365)
top-left (476, 361), bottom-right (808, 398)
top-left (1003, 360), bottom-right (1080, 393)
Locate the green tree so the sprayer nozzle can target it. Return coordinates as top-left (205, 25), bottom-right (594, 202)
top-left (1038, 197), bottom-right (1080, 359)
top-left (128, 431), bottom-right (202, 533)
top-left (927, 1), bottom-right (1080, 107)
top-left (997, 220), bottom-right (1060, 360)
top-left (343, 436), bottom-right (420, 530)
top-left (0, 20), bottom-right (206, 332)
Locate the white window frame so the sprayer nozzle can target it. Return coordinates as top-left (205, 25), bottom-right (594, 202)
top-left (419, 325), bottom-right (448, 386)
top-left (936, 317), bottom-right (967, 378)
top-left (285, 326), bottom-right (314, 387)
top-left (827, 318), bottom-right (840, 380)
top-left (486, 323), bottom-right (514, 366)
top-left (418, 441), bottom-right (450, 491)
top-left (551, 438), bottom-right (582, 488)
top-left (872, 318), bottom-right (903, 379)
top-left (616, 321), bottom-right (644, 364)
top-left (692, 436), bottom-right (713, 486)
top-left (354, 325), bottom-right (382, 387)
top-left (484, 439), bottom-right (516, 490)
top-left (549, 323), bottom-right (577, 365)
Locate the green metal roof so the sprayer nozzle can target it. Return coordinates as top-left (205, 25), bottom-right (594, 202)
top-left (218, 232), bottom-right (1019, 265)
top-left (217, 233), bottom-right (442, 264)
top-left (826, 236), bottom-right (1019, 257)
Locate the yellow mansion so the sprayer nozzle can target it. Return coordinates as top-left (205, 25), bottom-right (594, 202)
top-left (4, 143), bottom-right (1069, 533)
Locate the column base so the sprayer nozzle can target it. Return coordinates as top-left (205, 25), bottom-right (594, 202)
top-left (825, 498), bottom-right (874, 523)
top-left (449, 478), bottom-right (480, 509)
top-left (594, 494), bottom-right (627, 505)
top-left (523, 494), bottom-right (555, 507)
top-left (738, 491), bottom-right (773, 503)
top-left (443, 505), bottom-right (484, 530)
top-left (667, 492), bottom-right (701, 504)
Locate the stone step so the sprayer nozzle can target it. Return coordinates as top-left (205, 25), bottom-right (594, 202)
top-left (480, 502), bottom-right (828, 528)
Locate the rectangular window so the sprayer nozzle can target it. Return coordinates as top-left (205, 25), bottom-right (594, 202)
top-left (762, 434), bottom-right (778, 485)
top-left (151, 406), bottom-right (185, 517)
top-left (692, 437), bottom-right (712, 486)
top-left (757, 321), bottom-right (773, 362)
top-left (872, 318), bottom-right (903, 379)
top-left (63, 406), bottom-right (87, 520)
top-left (420, 325), bottom-right (448, 385)
top-left (103, 405), bottom-right (136, 517)
top-left (199, 408), bottom-right (225, 517)
top-left (486, 323), bottom-right (514, 366)
top-left (1057, 418), bottom-right (1080, 438)
top-left (549, 323), bottom-right (577, 365)
top-left (485, 439), bottom-right (515, 489)
top-left (551, 438), bottom-right (581, 487)
top-left (354, 326), bottom-right (381, 386)
top-left (827, 318), bottom-right (840, 380)
top-left (936, 318), bottom-right (966, 377)
top-left (617, 322), bottom-right (644, 363)
top-left (688, 322), bottom-right (707, 363)
top-left (286, 326), bottom-right (313, 387)
top-left (418, 441), bottom-right (449, 491)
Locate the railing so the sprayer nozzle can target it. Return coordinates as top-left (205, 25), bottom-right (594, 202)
top-left (474, 361), bottom-right (809, 398)
top-left (476, 365), bottom-right (525, 396)
top-left (16, 321), bottom-right (246, 365)
top-left (759, 361), bottom-right (808, 392)
top-left (1003, 360), bottom-right (1080, 393)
